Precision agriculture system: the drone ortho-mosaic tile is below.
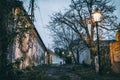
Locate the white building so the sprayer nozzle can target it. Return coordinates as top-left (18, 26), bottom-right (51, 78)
top-left (79, 48), bottom-right (91, 65)
top-left (47, 49), bottom-right (64, 64)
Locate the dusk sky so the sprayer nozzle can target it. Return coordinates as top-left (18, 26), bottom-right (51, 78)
top-left (22, 0), bottom-right (120, 49)
top-left (21, 0), bottom-right (71, 49)
top-left (34, 0), bottom-right (71, 49)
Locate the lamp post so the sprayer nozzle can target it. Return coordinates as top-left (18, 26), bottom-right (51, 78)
top-left (92, 8), bottom-right (102, 73)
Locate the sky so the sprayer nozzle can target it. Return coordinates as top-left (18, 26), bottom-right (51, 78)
top-left (34, 0), bottom-right (71, 49)
top-left (113, 0), bottom-right (120, 21)
top-left (22, 0), bottom-right (120, 50)
top-left (21, 0), bottom-right (71, 49)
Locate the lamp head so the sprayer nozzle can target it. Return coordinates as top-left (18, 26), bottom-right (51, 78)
top-left (92, 8), bottom-right (102, 22)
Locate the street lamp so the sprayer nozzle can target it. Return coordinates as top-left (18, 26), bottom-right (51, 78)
top-left (92, 8), bottom-right (102, 73)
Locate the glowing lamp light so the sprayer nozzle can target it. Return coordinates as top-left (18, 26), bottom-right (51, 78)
top-left (92, 9), bottom-right (102, 22)
top-left (15, 8), bottom-right (20, 16)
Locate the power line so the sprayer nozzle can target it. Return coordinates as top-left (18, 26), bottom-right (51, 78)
top-left (35, 4), bottom-right (44, 28)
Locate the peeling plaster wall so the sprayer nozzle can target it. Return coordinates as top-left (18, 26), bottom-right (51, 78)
top-left (13, 31), bottom-right (45, 68)
top-left (7, 3), bottom-right (46, 68)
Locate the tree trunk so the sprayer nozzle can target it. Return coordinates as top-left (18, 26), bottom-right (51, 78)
top-left (76, 49), bottom-right (79, 64)
top-left (71, 51), bottom-right (77, 64)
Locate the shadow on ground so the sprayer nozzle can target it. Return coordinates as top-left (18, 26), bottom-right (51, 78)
top-left (6, 64), bottom-right (120, 80)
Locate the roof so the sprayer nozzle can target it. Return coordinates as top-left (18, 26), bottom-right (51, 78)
top-left (99, 40), bottom-right (116, 44)
top-left (17, 1), bottom-right (47, 51)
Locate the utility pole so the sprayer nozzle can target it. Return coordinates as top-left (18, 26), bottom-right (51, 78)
top-left (29, 0), bottom-right (35, 22)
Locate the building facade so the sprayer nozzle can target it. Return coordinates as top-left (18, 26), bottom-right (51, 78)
top-left (7, 1), bottom-right (47, 68)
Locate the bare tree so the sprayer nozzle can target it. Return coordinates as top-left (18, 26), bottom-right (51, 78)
top-left (49, 15), bottom-right (89, 64)
top-left (48, 0), bottom-right (118, 63)
top-left (48, 22), bottom-right (80, 63)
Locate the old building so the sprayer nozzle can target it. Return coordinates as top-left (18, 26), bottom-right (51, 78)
top-left (47, 49), bottom-right (64, 64)
top-left (7, 1), bottom-right (47, 68)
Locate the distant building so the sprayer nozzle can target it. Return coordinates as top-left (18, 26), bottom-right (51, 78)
top-left (73, 40), bottom-right (115, 65)
top-left (73, 47), bottom-right (91, 65)
top-left (110, 30), bottom-right (120, 73)
top-left (79, 48), bottom-right (91, 65)
top-left (47, 49), bottom-right (64, 64)
top-left (70, 39), bottom-right (91, 65)
top-left (7, 1), bottom-right (47, 68)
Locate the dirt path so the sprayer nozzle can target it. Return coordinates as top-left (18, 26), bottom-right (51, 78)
top-left (43, 65), bottom-right (81, 80)
top-left (17, 64), bottom-right (120, 80)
